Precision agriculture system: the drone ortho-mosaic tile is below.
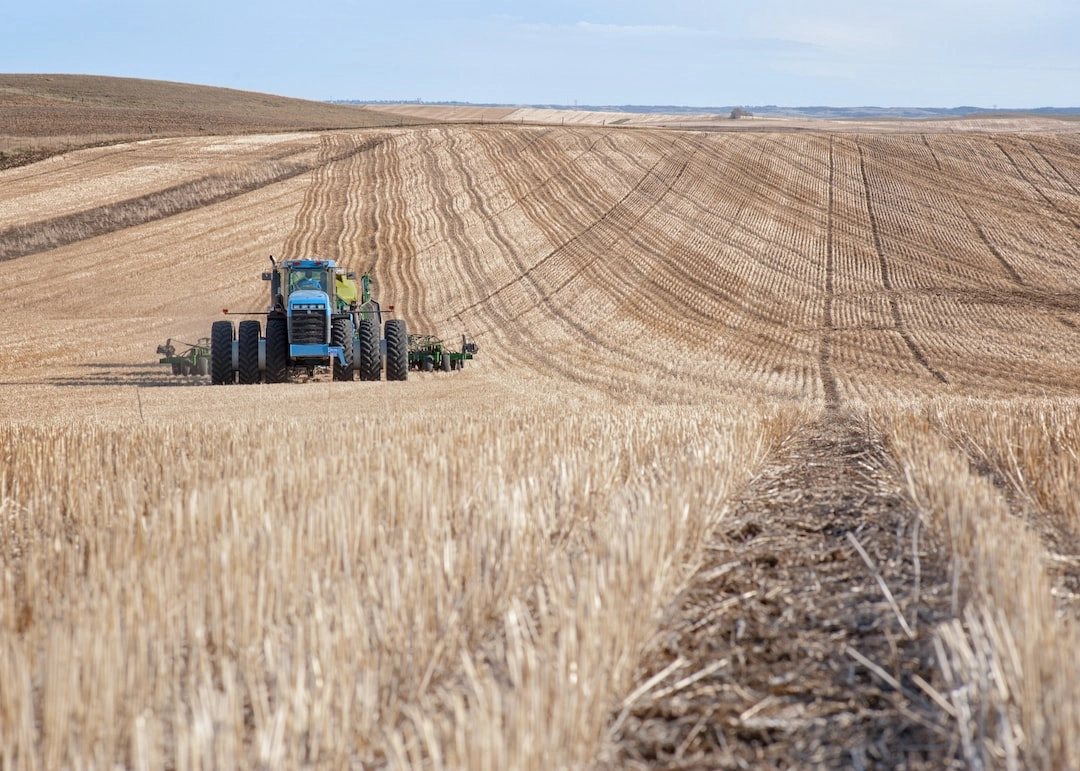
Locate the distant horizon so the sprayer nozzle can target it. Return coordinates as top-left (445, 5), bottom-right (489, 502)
top-left (341, 97), bottom-right (1080, 112)
top-left (330, 97), bottom-right (1080, 117)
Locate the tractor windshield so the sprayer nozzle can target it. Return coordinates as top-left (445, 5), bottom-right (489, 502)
top-left (289, 269), bottom-right (327, 293)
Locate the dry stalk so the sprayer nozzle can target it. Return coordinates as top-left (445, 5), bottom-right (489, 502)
top-left (846, 530), bottom-right (916, 639)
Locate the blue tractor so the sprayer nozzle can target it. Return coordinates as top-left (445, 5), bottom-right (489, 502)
top-left (210, 257), bottom-right (408, 384)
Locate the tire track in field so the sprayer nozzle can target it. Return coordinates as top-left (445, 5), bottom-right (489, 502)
top-left (821, 136), bottom-right (841, 408)
top-left (606, 414), bottom-right (956, 768)
top-left (573, 130), bottom-right (825, 395)
top-left (464, 128), bottom-right (672, 374)
top-left (378, 132), bottom-right (426, 326)
top-left (414, 126), bottom-right (622, 386)
top-left (856, 138), bottom-right (949, 384)
top-left (922, 135), bottom-right (1080, 333)
top-left (1023, 137), bottom-right (1080, 200)
top-left (424, 127), bottom-right (630, 385)
top-left (629, 132), bottom-right (827, 357)
top-left (921, 135), bottom-right (1025, 286)
top-left (453, 135), bottom-right (692, 333)
top-left (993, 138), bottom-right (1080, 233)
top-left (659, 133), bottom-right (828, 300)
top-left (278, 132), bottom-right (423, 319)
top-left (453, 129), bottom-right (717, 394)
top-left (446, 129), bottom-right (664, 320)
top-left (354, 135), bottom-right (385, 265)
top-left (336, 139), bottom-right (367, 267)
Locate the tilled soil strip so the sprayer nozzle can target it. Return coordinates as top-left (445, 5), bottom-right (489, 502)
top-left (605, 414), bottom-right (958, 769)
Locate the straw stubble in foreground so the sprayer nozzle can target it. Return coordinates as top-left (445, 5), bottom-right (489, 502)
top-left (1, 404), bottom-right (795, 767)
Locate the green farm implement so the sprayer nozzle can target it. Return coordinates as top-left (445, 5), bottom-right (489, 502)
top-left (157, 338), bottom-right (210, 376)
top-left (409, 335), bottom-right (478, 372)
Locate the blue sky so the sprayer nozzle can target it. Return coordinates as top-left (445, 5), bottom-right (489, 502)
top-left (5, 1), bottom-right (1079, 107)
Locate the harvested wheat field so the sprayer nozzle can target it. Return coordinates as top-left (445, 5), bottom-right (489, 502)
top-left (3, 81), bottom-right (1080, 769)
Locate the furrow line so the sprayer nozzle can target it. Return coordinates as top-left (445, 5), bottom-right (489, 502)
top-left (856, 138), bottom-right (948, 384)
top-left (921, 135), bottom-right (1026, 287)
top-left (491, 157), bottom-right (684, 333)
top-left (993, 137), bottom-right (1080, 233)
top-left (448, 134), bottom-right (676, 321)
top-left (821, 136), bottom-right (840, 408)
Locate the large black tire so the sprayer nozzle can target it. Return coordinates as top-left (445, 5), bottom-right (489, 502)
top-left (237, 320), bottom-right (261, 384)
top-left (264, 317), bottom-right (288, 383)
top-left (358, 319), bottom-right (381, 381)
top-left (210, 320), bottom-right (234, 385)
top-left (385, 319), bottom-right (408, 382)
top-left (332, 317), bottom-right (354, 381)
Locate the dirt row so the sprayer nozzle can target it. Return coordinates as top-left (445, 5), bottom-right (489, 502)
top-left (605, 414), bottom-right (957, 768)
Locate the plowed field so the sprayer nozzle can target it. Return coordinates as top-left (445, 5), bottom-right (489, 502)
top-left (3, 120), bottom-right (1080, 769)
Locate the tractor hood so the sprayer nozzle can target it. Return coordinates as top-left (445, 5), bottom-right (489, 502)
top-left (288, 289), bottom-right (330, 309)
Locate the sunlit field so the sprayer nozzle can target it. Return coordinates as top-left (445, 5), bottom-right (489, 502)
top-left (3, 85), bottom-right (1080, 767)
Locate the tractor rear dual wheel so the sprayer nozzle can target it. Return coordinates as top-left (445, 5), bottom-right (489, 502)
top-left (385, 319), bottom-right (408, 381)
top-left (358, 319), bottom-right (381, 381)
top-left (264, 317), bottom-right (288, 383)
top-left (237, 320), bottom-right (261, 384)
top-left (332, 318), bottom-right (355, 381)
top-left (210, 320), bottom-right (235, 385)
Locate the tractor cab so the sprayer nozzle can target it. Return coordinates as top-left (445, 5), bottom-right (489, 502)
top-left (280, 260), bottom-right (335, 305)
top-left (289, 268), bottom-right (328, 294)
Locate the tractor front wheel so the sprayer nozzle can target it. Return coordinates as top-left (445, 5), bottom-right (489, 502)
top-left (210, 320), bottom-right (235, 385)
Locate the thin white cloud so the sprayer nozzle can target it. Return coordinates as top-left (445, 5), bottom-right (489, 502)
top-left (573, 21), bottom-right (706, 36)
